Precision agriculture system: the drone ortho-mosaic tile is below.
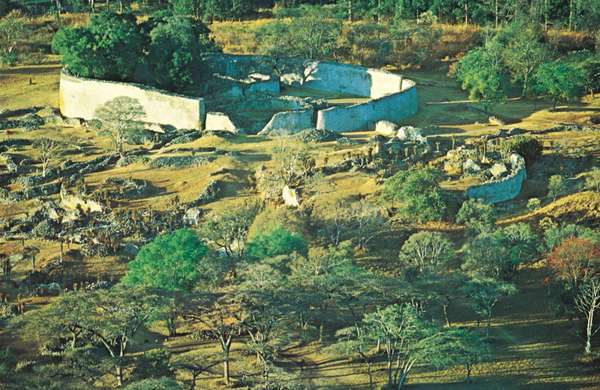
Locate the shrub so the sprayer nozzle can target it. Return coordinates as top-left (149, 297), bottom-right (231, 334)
top-left (499, 135), bottom-right (543, 167)
top-left (246, 225), bottom-right (308, 260)
top-left (547, 174), bottom-right (568, 200)
top-left (381, 166), bottom-right (448, 222)
top-left (456, 199), bottom-right (496, 235)
top-left (527, 198), bottom-right (541, 211)
top-left (534, 60), bottom-right (586, 109)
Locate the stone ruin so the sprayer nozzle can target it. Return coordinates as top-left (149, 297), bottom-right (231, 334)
top-left (58, 53), bottom-right (419, 135)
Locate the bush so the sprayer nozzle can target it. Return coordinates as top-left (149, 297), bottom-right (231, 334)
top-left (381, 166), bottom-right (448, 222)
top-left (123, 229), bottom-right (210, 291)
top-left (247, 225), bottom-right (308, 260)
top-left (499, 135), bottom-right (542, 167)
top-left (534, 60), bottom-right (586, 109)
top-left (547, 174), bottom-right (568, 200)
top-left (456, 199), bottom-right (496, 236)
top-left (527, 198), bottom-right (541, 211)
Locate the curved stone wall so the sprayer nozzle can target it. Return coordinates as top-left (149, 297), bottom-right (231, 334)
top-left (59, 73), bottom-right (205, 130)
top-left (466, 154), bottom-right (527, 204)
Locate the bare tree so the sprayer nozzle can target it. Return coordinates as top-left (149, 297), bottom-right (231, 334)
top-left (33, 138), bottom-right (59, 177)
top-left (575, 278), bottom-right (600, 354)
top-left (94, 96), bottom-right (146, 156)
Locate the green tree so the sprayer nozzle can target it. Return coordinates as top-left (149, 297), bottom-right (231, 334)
top-left (0, 11), bottom-right (29, 66)
top-left (585, 168), bottom-right (600, 192)
top-left (456, 199), bottom-right (496, 236)
top-left (534, 60), bottom-right (586, 109)
top-left (398, 231), bottom-right (454, 279)
top-left (462, 277), bottom-right (517, 337)
top-left (381, 166), bottom-right (448, 222)
top-left (123, 229), bottom-right (210, 292)
top-left (15, 287), bottom-right (167, 387)
top-left (542, 222), bottom-right (600, 253)
top-left (497, 21), bottom-right (549, 96)
top-left (52, 12), bottom-right (143, 81)
top-left (454, 42), bottom-right (509, 112)
top-left (95, 96), bottom-right (147, 156)
top-left (147, 16), bottom-right (210, 91)
top-left (246, 225), bottom-right (308, 261)
top-left (547, 174), bottom-right (567, 201)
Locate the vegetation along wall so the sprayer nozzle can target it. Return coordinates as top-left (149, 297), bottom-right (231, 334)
top-left (59, 73), bottom-right (206, 130)
top-left (466, 154), bottom-right (527, 204)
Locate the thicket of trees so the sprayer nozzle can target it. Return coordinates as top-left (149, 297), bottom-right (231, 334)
top-left (51, 11), bottom-right (220, 91)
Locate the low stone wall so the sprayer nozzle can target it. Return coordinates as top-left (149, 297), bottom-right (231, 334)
top-left (258, 109), bottom-right (314, 136)
top-left (466, 154), bottom-right (527, 204)
top-left (316, 86), bottom-right (418, 132)
top-left (59, 73), bottom-right (205, 130)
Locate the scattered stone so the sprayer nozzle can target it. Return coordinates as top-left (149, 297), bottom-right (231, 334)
top-left (336, 137), bottom-right (358, 145)
top-left (104, 177), bottom-right (151, 198)
top-left (463, 159), bottom-right (482, 174)
top-left (183, 207), bottom-right (204, 226)
top-left (490, 162), bottom-right (508, 178)
top-left (375, 120), bottom-right (398, 137)
top-left (167, 131), bottom-right (202, 145)
top-left (396, 126), bottom-right (426, 143)
top-left (149, 155), bottom-right (213, 169)
top-left (294, 128), bottom-right (340, 143)
top-left (190, 180), bottom-right (222, 206)
top-left (282, 185), bottom-right (300, 207)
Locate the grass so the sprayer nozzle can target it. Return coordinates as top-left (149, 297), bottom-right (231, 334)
top-left (1, 50), bottom-right (599, 389)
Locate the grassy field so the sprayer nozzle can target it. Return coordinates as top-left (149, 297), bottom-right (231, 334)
top-left (1, 52), bottom-right (600, 389)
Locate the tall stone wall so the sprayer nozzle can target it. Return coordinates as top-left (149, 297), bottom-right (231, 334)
top-left (466, 154), bottom-right (527, 204)
top-left (316, 86), bottom-right (418, 132)
top-left (304, 61), bottom-right (411, 98)
top-left (59, 73), bottom-right (205, 130)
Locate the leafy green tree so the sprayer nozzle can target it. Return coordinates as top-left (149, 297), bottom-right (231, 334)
top-left (15, 287), bottom-right (167, 387)
top-left (95, 96), bottom-right (147, 156)
top-left (496, 21), bottom-right (549, 96)
top-left (454, 42), bottom-right (509, 112)
top-left (201, 201), bottom-right (260, 268)
top-left (497, 223), bottom-right (540, 275)
top-left (52, 12), bottom-right (143, 81)
top-left (434, 328), bottom-right (490, 382)
top-left (0, 11), bottom-right (29, 66)
top-left (547, 174), bottom-right (567, 201)
top-left (147, 16), bottom-right (218, 91)
top-left (247, 225), bottom-right (308, 260)
top-left (461, 232), bottom-right (511, 280)
top-left (123, 229), bottom-right (210, 292)
top-left (534, 60), bottom-right (586, 109)
top-left (456, 199), bottom-right (496, 236)
top-left (462, 277), bottom-right (517, 337)
top-left (542, 222), bottom-right (600, 253)
top-left (381, 166), bottom-right (448, 222)
top-left (398, 231), bottom-right (454, 279)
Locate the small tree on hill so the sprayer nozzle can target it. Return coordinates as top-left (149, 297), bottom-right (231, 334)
top-left (456, 199), bottom-right (496, 236)
top-left (398, 231), bottom-right (454, 279)
top-left (454, 42), bottom-right (509, 112)
top-left (547, 174), bottom-right (568, 201)
top-left (0, 11), bottom-right (29, 66)
top-left (534, 60), bottom-right (586, 109)
top-left (462, 277), bottom-right (517, 337)
top-left (123, 229), bottom-right (211, 292)
top-left (33, 138), bottom-right (61, 178)
top-left (246, 225), bottom-right (308, 261)
top-left (381, 166), bottom-right (448, 223)
top-left (95, 96), bottom-right (147, 156)
top-left (547, 237), bottom-right (600, 295)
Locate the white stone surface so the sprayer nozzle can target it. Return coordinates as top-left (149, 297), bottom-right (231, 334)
top-left (396, 126), bottom-right (426, 143)
top-left (205, 112), bottom-right (239, 133)
top-left (59, 73), bottom-right (205, 130)
top-left (282, 185), bottom-right (300, 207)
top-left (258, 109), bottom-right (314, 136)
top-left (375, 121), bottom-right (398, 137)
